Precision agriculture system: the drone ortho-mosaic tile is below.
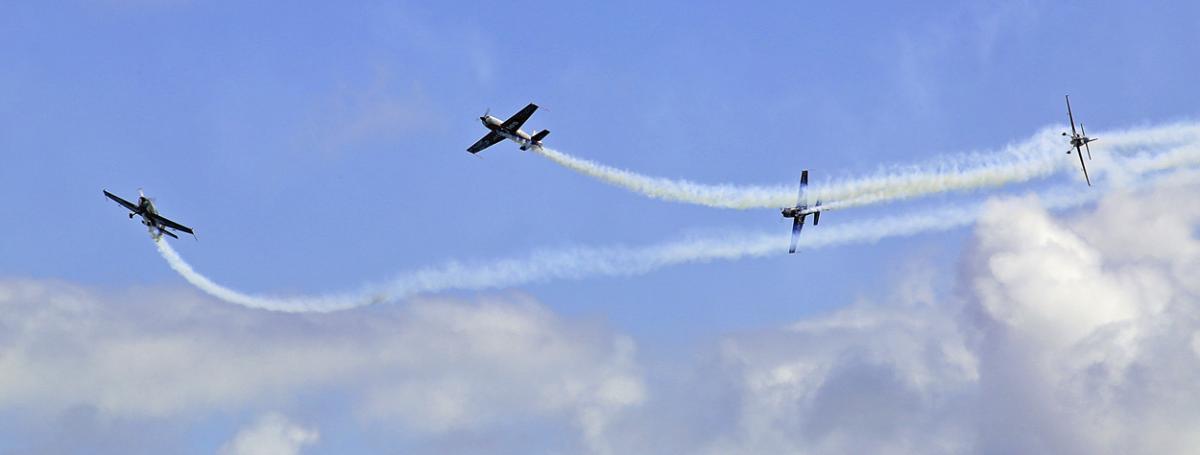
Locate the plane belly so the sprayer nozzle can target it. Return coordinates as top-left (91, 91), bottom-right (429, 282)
top-left (499, 130), bottom-right (530, 147)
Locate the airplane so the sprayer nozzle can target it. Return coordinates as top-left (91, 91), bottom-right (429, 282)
top-left (103, 189), bottom-right (195, 240)
top-left (781, 170), bottom-right (825, 254)
top-left (467, 103), bottom-right (550, 154)
top-left (1062, 95), bottom-right (1098, 186)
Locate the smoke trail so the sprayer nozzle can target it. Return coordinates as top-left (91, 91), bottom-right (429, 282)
top-left (155, 239), bottom-right (370, 312)
top-left (532, 122), bottom-right (1200, 210)
top-left (156, 183), bottom-right (1105, 313)
top-left (154, 121), bottom-right (1200, 313)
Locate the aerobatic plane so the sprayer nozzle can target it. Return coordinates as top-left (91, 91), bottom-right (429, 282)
top-left (467, 103), bottom-right (550, 154)
top-left (781, 170), bottom-right (825, 254)
top-left (104, 189), bottom-right (195, 240)
top-left (1062, 95), bottom-right (1098, 186)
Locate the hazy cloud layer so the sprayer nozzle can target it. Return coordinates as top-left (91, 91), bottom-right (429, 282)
top-left (604, 178), bottom-right (1200, 454)
top-left (0, 285), bottom-right (643, 453)
top-left (2, 179), bottom-right (1198, 454)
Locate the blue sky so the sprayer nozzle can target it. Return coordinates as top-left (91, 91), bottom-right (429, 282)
top-left (2, 1), bottom-right (1200, 453)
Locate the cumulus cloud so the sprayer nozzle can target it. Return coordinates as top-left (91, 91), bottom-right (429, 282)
top-left (603, 178), bottom-right (1200, 454)
top-left (219, 413), bottom-right (318, 455)
top-left (679, 268), bottom-right (977, 455)
top-left (968, 178), bottom-right (1200, 454)
top-left (3, 178), bottom-right (1197, 454)
top-left (0, 285), bottom-right (642, 452)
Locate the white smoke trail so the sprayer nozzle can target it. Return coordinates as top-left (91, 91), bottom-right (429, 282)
top-left (532, 122), bottom-right (1200, 209)
top-left (156, 183), bottom-right (1105, 313)
top-left (155, 121), bottom-right (1200, 313)
top-left (155, 240), bottom-right (370, 312)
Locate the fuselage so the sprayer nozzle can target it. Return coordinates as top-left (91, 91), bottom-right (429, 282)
top-left (139, 197), bottom-right (157, 215)
top-left (481, 115), bottom-right (535, 145)
top-left (782, 206), bottom-right (822, 218)
top-left (137, 197), bottom-right (164, 233)
top-left (1066, 133), bottom-right (1096, 151)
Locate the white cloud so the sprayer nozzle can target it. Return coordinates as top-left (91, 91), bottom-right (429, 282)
top-left (219, 413), bottom-right (318, 455)
top-left (0, 285), bottom-right (642, 452)
top-left (3, 179), bottom-right (1198, 454)
top-left (967, 180), bottom-right (1200, 454)
top-left (352, 298), bottom-right (644, 451)
top-left (693, 270), bottom-right (978, 455)
top-left (603, 178), bottom-right (1200, 454)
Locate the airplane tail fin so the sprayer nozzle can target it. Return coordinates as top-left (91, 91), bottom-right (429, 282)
top-left (531, 129), bottom-right (550, 143)
top-left (1081, 124), bottom-right (1093, 160)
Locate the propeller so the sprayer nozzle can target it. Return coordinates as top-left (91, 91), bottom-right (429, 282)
top-left (137, 188), bottom-right (155, 203)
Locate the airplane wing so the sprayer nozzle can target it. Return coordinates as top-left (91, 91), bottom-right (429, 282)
top-left (1075, 145), bottom-right (1091, 186)
top-left (501, 103), bottom-right (538, 132)
top-left (467, 131), bottom-right (506, 154)
top-left (1065, 95), bottom-right (1078, 136)
top-left (795, 170), bottom-right (808, 207)
top-left (104, 190), bottom-right (142, 214)
top-left (148, 213), bottom-right (194, 235)
top-left (788, 215), bottom-right (805, 254)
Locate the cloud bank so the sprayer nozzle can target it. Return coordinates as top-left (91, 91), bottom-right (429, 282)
top-left (0, 286), bottom-right (642, 453)
top-left (604, 177), bottom-right (1200, 454)
top-left (2, 178), bottom-right (1198, 453)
